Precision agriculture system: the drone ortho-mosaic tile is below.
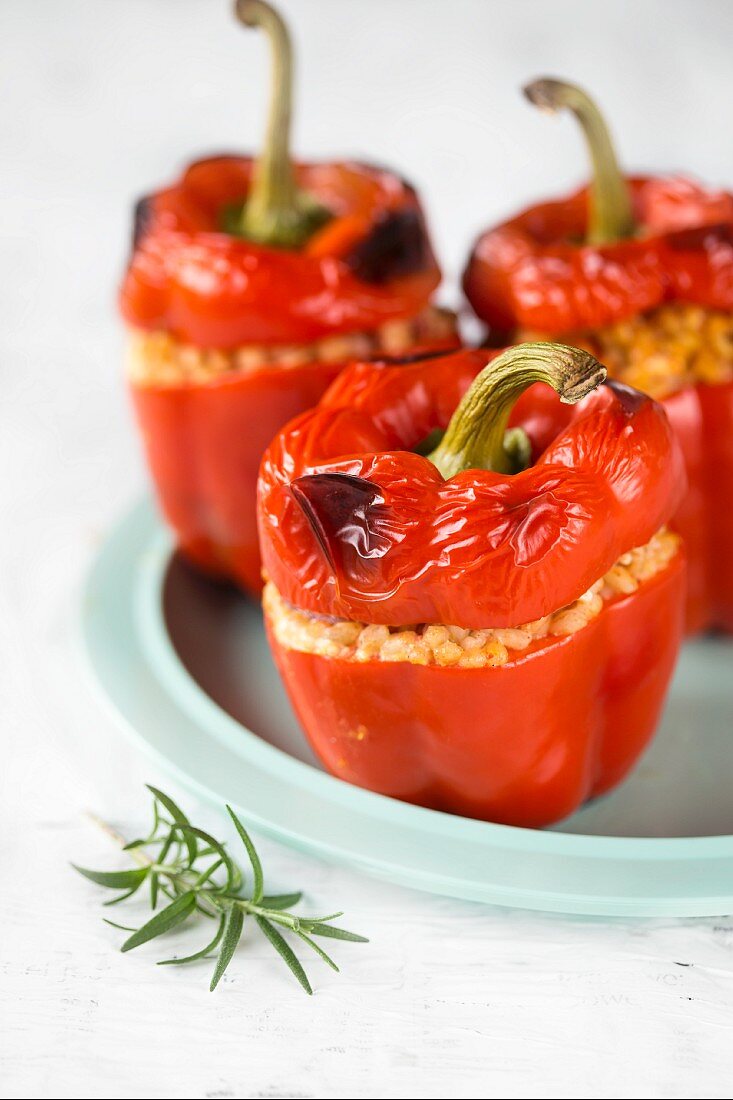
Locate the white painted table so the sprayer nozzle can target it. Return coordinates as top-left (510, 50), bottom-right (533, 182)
top-left (2, 2), bottom-right (733, 1096)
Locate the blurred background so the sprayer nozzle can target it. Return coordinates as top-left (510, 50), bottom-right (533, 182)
top-left (4, 0), bottom-right (733, 879)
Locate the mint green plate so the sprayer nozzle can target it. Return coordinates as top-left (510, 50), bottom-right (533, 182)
top-left (82, 500), bottom-right (733, 916)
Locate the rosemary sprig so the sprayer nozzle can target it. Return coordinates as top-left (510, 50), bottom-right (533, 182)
top-left (73, 786), bottom-right (367, 994)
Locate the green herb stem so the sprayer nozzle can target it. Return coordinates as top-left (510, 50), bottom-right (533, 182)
top-left (76, 787), bottom-right (367, 994)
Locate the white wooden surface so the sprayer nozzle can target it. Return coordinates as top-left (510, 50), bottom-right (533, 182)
top-left (2, 2), bottom-right (733, 1096)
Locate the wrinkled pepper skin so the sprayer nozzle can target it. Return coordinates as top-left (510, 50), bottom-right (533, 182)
top-left (462, 177), bottom-right (733, 335)
top-left (266, 556), bottom-right (684, 827)
top-left (258, 348), bottom-right (686, 826)
top-left (121, 157), bottom-right (444, 347)
top-left (260, 353), bottom-right (684, 627)
top-left (463, 175), bottom-right (733, 633)
top-left (122, 156), bottom-right (454, 594)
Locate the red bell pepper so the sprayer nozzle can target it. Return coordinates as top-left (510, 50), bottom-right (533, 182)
top-left (258, 343), bottom-right (686, 827)
top-left (121, 0), bottom-right (455, 595)
top-left (463, 78), bottom-right (733, 633)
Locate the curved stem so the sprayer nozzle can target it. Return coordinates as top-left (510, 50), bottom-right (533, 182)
top-left (523, 78), bottom-right (635, 246)
top-left (233, 0), bottom-right (329, 247)
top-left (429, 343), bottom-right (606, 478)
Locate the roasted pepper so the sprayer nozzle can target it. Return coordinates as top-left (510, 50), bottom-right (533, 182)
top-left (258, 343), bottom-right (686, 827)
top-left (463, 78), bottom-right (733, 633)
top-left (121, 0), bottom-right (456, 595)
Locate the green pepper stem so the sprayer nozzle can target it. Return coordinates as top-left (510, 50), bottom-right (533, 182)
top-left (428, 343), bottom-right (606, 479)
top-left (234, 0), bottom-right (328, 247)
top-left (523, 77), bottom-right (635, 246)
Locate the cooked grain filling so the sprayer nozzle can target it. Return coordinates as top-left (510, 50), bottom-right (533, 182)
top-left (264, 529), bottom-right (679, 667)
top-left (127, 306), bottom-right (455, 386)
top-left (521, 302), bottom-right (733, 400)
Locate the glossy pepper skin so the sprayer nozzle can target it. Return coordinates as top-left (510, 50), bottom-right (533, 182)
top-left (122, 157), bottom-right (445, 348)
top-left (463, 175), bottom-right (733, 633)
top-left (123, 157), bottom-right (454, 594)
top-left (266, 562), bottom-right (684, 826)
top-left (258, 347), bottom-right (686, 826)
top-left (462, 177), bottom-right (733, 335)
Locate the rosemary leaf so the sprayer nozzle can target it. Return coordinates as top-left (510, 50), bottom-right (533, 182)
top-left (295, 930), bottom-right (340, 972)
top-left (304, 923), bottom-right (370, 943)
top-left (102, 881), bottom-right (147, 907)
top-left (210, 905), bottom-right (244, 991)
top-left (146, 785), bottom-right (197, 864)
top-left (103, 918), bottom-right (139, 932)
top-left (72, 865), bottom-right (148, 890)
top-left (121, 891), bottom-right (197, 952)
top-left (193, 856), bottom-right (224, 889)
top-left (260, 892), bottom-right (303, 910)
top-left (255, 915), bottom-right (312, 995)
top-left (159, 914), bottom-right (226, 968)
top-left (179, 825), bottom-right (240, 893)
top-left (226, 805), bottom-right (264, 903)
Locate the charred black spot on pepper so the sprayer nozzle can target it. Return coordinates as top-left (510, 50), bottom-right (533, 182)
top-left (291, 473), bottom-right (392, 574)
top-left (345, 209), bottom-right (432, 285)
top-left (666, 223), bottom-right (733, 252)
top-left (604, 378), bottom-right (647, 414)
top-left (132, 195), bottom-right (153, 249)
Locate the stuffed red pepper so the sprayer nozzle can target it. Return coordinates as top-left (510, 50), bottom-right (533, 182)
top-left (463, 78), bottom-right (733, 634)
top-left (258, 343), bottom-right (686, 827)
top-left (120, 0), bottom-right (456, 595)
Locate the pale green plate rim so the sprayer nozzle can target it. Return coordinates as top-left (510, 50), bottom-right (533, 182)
top-left (80, 499), bottom-right (733, 916)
